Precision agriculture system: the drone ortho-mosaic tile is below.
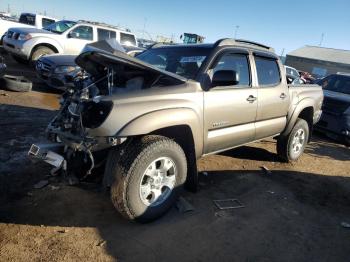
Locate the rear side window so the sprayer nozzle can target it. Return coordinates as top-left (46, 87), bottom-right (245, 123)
top-left (19, 14), bottom-right (36, 25)
top-left (255, 56), bottom-right (281, 86)
top-left (42, 18), bottom-right (55, 28)
top-left (97, 28), bottom-right (116, 41)
top-left (70, 26), bottom-right (93, 40)
top-left (120, 32), bottom-right (136, 46)
top-left (212, 53), bottom-right (250, 86)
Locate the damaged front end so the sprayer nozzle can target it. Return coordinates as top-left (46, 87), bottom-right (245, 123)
top-left (28, 44), bottom-right (186, 180)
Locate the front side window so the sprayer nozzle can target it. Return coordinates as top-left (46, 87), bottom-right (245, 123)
top-left (44, 20), bottom-right (76, 34)
top-left (70, 26), bottom-right (93, 40)
top-left (97, 28), bottom-right (116, 41)
top-left (212, 53), bottom-right (250, 87)
top-left (42, 18), bottom-right (55, 28)
top-left (120, 32), bottom-right (136, 46)
top-left (255, 56), bottom-right (281, 86)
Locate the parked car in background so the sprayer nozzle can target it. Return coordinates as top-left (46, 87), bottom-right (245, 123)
top-left (3, 20), bottom-right (138, 63)
top-left (298, 70), bottom-right (315, 84)
top-left (316, 73), bottom-right (350, 146)
top-left (35, 40), bottom-right (145, 90)
top-left (0, 13), bottom-right (57, 45)
top-left (285, 65), bottom-right (304, 84)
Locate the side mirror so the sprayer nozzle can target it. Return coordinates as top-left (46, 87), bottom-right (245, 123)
top-left (68, 31), bottom-right (78, 39)
top-left (212, 70), bottom-right (239, 87)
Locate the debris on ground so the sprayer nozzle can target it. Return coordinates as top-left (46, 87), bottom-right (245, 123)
top-left (341, 222), bottom-right (350, 228)
top-left (33, 180), bottom-right (49, 189)
top-left (57, 229), bottom-right (69, 233)
top-left (176, 196), bottom-right (195, 213)
top-left (261, 166), bottom-right (272, 175)
top-left (213, 198), bottom-right (245, 210)
top-left (267, 190), bottom-right (275, 194)
top-left (27, 192), bottom-right (33, 196)
top-left (96, 240), bottom-right (106, 247)
top-left (49, 185), bottom-right (60, 191)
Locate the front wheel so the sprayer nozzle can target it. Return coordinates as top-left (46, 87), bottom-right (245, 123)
top-left (30, 46), bottom-right (55, 63)
top-left (108, 135), bottom-right (187, 222)
top-left (277, 118), bottom-right (309, 162)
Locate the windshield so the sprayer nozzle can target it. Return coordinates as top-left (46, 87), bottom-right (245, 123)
top-left (322, 75), bottom-right (350, 95)
top-left (137, 46), bottom-right (210, 79)
top-left (44, 20), bottom-right (76, 34)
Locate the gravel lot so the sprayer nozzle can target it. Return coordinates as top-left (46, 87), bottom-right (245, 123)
top-left (0, 53), bottom-right (350, 262)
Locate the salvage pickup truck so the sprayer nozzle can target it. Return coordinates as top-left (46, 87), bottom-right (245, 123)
top-left (29, 39), bottom-right (323, 222)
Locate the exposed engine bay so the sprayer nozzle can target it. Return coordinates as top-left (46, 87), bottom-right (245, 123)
top-left (32, 48), bottom-right (185, 180)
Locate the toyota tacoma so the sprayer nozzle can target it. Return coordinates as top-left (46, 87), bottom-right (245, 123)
top-left (29, 39), bottom-right (323, 222)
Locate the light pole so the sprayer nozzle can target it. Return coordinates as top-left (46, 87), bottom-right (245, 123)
top-left (234, 25), bottom-right (240, 39)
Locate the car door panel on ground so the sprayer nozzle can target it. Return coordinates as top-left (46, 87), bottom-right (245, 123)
top-left (204, 51), bottom-right (258, 153)
top-left (254, 54), bottom-right (290, 139)
top-left (64, 25), bottom-right (94, 54)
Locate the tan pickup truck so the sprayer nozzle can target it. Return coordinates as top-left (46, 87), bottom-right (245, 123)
top-left (29, 39), bottom-right (323, 222)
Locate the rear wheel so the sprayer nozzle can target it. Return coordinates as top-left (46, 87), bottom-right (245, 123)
top-left (277, 118), bottom-right (309, 162)
top-left (108, 135), bottom-right (187, 222)
top-left (30, 46), bottom-right (55, 63)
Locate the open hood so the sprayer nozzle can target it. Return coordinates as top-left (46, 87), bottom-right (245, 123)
top-left (75, 40), bottom-right (186, 83)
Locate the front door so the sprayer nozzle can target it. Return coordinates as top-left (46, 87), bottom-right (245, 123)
top-left (64, 25), bottom-right (94, 55)
top-left (204, 51), bottom-right (258, 154)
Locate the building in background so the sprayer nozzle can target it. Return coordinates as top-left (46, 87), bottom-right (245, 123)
top-left (285, 46), bottom-right (350, 78)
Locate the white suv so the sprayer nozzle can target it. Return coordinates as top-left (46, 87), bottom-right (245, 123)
top-left (3, 20), bottom-right (138, 63)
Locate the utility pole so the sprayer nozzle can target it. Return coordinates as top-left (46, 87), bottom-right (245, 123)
top-left (7, 3), bottom-right (10, 13)
top-left (234, 25), bottom-right (240, 39)
top-left (280, 48), bottom-right (285, 58)
top-left (142, 17), bottom-right (147, 40)
top-left (319, 33), bottom-right (324, 46)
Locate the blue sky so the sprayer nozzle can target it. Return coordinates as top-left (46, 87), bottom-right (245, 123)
top-left (1, 0), bottom-right (349, 55)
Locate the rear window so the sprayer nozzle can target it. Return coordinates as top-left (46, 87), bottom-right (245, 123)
top-left (97, 28), bottom-right (116, 41)
top-left (120, 32), bottom-right (136, 46)
top-left (322, 75), bottom-right (350, 95)
top-left (19, 14), bottom-right (35, 25)
top-left (42, 18), bottom-right (55, 28)
top-left (255, 57), bottom-right (281, 86)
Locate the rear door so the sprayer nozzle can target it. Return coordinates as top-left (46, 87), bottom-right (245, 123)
top-left (253, 53), bottom-right (290, 139)
top-left (64, 25), bottom-right (94, 54)
top-left (203, 50), bottom-right (258, 153)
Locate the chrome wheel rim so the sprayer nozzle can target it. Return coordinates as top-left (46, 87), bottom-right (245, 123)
top-left (292, 128), bottom-right (305, 155)
top-left (139, 157), bottom-right (177, 207)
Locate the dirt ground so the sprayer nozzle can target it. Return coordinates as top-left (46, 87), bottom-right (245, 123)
top-left (0, 53), bottom-right (350, 262)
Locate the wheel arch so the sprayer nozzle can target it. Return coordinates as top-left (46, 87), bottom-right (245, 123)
top-left (282, 98), bottom-right (315, 138)
top-left (30, 42), bottom-right (60, 59)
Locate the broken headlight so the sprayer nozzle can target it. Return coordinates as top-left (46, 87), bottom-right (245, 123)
top-left (82, 101), bottom-right (113, 128)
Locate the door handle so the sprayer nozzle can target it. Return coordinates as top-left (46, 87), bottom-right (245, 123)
top-left (246, 95), bottom-right (257, 103)
top-left (280, 93), bottom-right (287, 99)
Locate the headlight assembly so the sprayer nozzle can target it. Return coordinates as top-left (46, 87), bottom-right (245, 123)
top-left (54, 65), bottom-right (79, 74)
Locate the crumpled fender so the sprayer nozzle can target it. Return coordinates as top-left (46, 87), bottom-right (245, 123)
top-left (116, 108), bottom-right (203, 158)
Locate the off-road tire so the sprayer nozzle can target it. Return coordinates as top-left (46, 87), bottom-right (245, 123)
top-left (30, 46), bottom-right (55, 63)
top-left (109, 135), bottom-right (187, 223)
top-left (277, 118), bottom-right (309, 162)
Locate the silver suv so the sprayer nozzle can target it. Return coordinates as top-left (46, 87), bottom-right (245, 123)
top-left (3, 20), bottom-right (138, 63)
